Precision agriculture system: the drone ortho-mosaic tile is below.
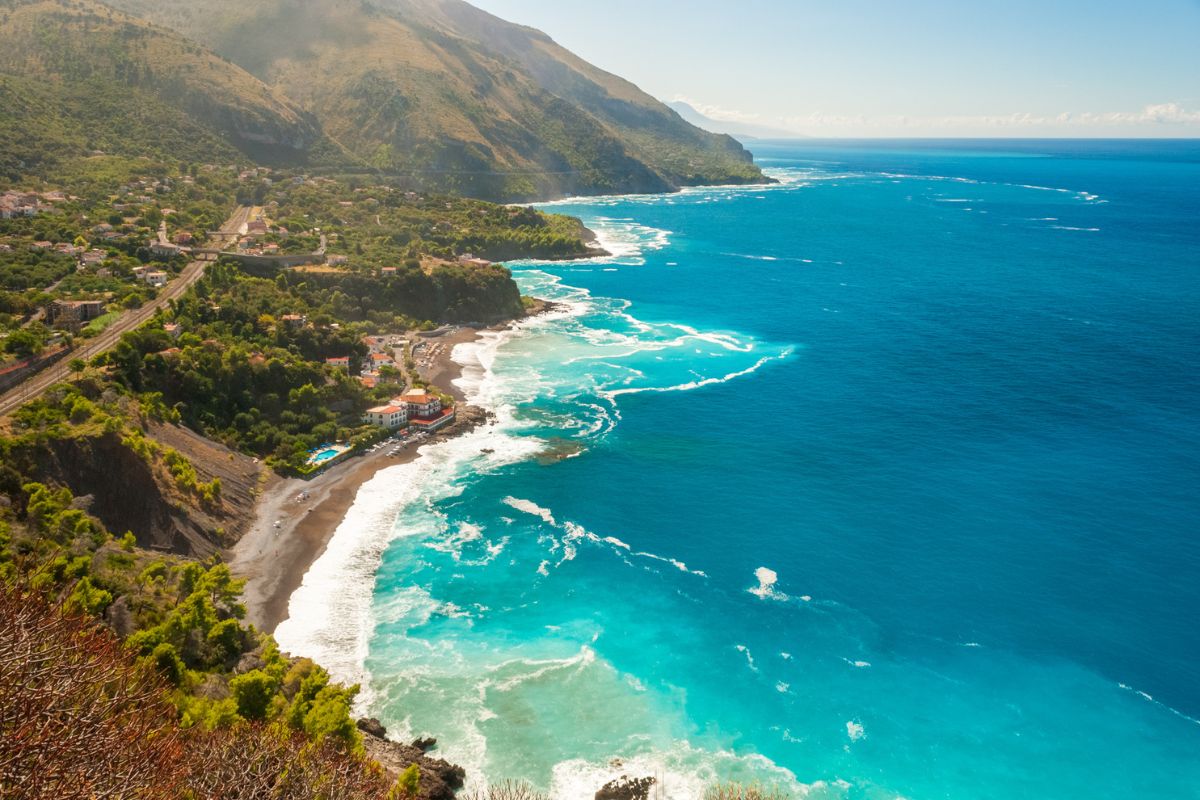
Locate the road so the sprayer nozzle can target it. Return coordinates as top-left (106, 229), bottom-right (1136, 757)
top-left (0, 206), bottom-right (252, 419)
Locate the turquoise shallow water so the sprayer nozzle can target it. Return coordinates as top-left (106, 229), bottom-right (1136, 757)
top-left (276, 140), bottom-right (1200, 799)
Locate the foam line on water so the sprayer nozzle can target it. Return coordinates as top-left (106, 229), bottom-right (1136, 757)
top-left (604, 350), bottom-right (793, 399)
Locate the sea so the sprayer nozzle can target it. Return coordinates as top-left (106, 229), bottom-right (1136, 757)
top-left (274, 140), bottom-right (1200, 799)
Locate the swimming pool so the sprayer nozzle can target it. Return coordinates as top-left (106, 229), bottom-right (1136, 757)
top-left (307, 447), bottom-right (344, 466)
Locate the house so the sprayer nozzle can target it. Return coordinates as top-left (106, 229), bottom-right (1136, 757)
top-left (280, 314), bottom-right (306, 328)
top-left (81, 249), bottom-right (107, 266)
top-left (368, 352), bottom-right (395, 370)
top-left (325, 356), bottom-right (350, 369)
top-left (164, 323), bottom-right (182, 339)
top-left (362, 335), bottom-right (388, 352)
top-left (0, 196), bottom-right (37, 219)
top-left (380, 266), bottom-right (397, 277)
top-left (457, 253), bottom-right (492, 268)
top-left (401, 388), bottom-right (442, 420)
top-left (358, 375), bottom-right (378, 389)
top-left (47, 299), bottom-right (106, 331)
top-left (246, 219), bottom-right (269, 235)
top-left (363, 403), bottom-right (408, 430)
top-left (171, 232), bottom-right (196, 246)
top-left (142, 271), bottom-right (169, 287)
top-left (327, 255), bottom-right (348, 266)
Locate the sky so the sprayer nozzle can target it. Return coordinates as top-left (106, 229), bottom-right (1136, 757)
top-left (467, 0), bottom-right (1200, 137)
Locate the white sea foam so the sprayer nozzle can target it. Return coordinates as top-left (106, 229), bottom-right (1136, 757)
top-left (1118, 683), bottom-right (1200, 727)
top-left (846, 720), bottom-right (866, 742)
top-left (549, 740), bottom-right (806, 800)
top-left (735, 644), bottom-right (758, 673)
top-left (504, 496), bottom-right (558, 526)
top-left (605, 351), bottom-right (793, 399)
top-left (274, 322), bottom-right (546, 697)
top-left (749, 567), bottom-right (788, 601)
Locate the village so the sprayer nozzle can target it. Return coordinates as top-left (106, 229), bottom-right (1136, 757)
top-left (299, 329), bottom-right (463, 470)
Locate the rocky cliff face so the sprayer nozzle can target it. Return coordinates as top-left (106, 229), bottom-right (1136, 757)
top-left (18, 423), bottom-right (263, 557)
top-left (357, 719), bottom-right (466, 800)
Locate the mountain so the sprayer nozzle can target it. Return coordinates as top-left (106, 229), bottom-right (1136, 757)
top-left (98, 0), bottom-right (770, 200)
top-left (667, 100), bottom-right (804, 141)
top-left (0, 0), bottom-right (328, 178)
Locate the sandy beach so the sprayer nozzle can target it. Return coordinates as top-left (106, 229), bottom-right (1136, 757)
top-left (230, 326), bottom-right (487, 633)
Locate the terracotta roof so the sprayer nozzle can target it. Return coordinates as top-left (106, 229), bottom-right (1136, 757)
top-left (367, 405), bottom-right (405, 415)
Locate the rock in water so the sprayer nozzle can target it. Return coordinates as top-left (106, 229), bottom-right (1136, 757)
top-left (359, 725), bottom-right (465, 800)
top-left (357, 717), bottom-right (388, 739)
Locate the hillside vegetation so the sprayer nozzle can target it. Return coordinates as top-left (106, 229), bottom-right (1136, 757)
top-left (101, 0), bottom-right (770, 200)
top-left (0, 0), bottom-right (327, 178)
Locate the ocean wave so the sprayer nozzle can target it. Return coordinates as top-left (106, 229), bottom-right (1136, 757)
top-left (549, 739), bottom-right (806, 800)
top-left (1118, 682), bottom-right (1200, 727)
top-left (879, 172), bottom-right (1104, 203)
top-left (506, 496), bottom-right (705, 578)
top-left (274, 319), bottom-right (550, 697)
top-left (604, 350), bottom-right (793, 399)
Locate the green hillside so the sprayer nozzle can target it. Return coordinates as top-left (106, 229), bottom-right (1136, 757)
top-left (100, 0), bottom-right (771, 200)
top-left (0, 0), bottom-right (328, 178)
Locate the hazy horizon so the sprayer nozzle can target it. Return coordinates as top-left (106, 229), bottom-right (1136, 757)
top-left (468, 0), bottom-right (1200, 139)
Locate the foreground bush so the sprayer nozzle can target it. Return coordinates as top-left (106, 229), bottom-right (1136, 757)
top-left (704, 783), bottom-right (791, 800)
top-left (0, 582), bottom-right (399, 799)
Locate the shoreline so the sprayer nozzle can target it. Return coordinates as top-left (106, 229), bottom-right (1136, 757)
top-left (229, 306), bottom-right (564, 634)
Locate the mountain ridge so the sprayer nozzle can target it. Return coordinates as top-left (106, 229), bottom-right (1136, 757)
top-left (667, 100), bottom-right (806, 141)
top-left (97, 0), bottom-right (772, 200)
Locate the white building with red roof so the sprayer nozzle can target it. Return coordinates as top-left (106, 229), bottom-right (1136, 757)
top-left (401, 388), bottom-right (442, 420)
top-left (363, 403), bottom-right (408, 430)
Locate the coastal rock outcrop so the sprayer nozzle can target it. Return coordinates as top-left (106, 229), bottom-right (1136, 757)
top-left (357, 719), bottom-right (466, 800)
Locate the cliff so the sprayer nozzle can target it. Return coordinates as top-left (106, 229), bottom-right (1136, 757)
top-left (5, 417), bottom-right (264, 556)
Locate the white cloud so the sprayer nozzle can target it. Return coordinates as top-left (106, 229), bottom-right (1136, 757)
top-left (671, 95), bottom-right (768, 125)
top-left (677, 99), bottom-right (1200, 135)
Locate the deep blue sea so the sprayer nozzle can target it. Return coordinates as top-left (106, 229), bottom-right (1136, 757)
top-left (277, 140), bottom-right (1200, 799)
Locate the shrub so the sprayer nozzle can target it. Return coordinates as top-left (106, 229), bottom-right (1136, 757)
top-left (229, 669), bottom-right (278, 721)
top-left (704, 783), bottom-right (792, 800)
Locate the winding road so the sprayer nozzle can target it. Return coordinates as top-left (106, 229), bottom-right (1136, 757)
top-left (0, 206), bottom-right (252, 418)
